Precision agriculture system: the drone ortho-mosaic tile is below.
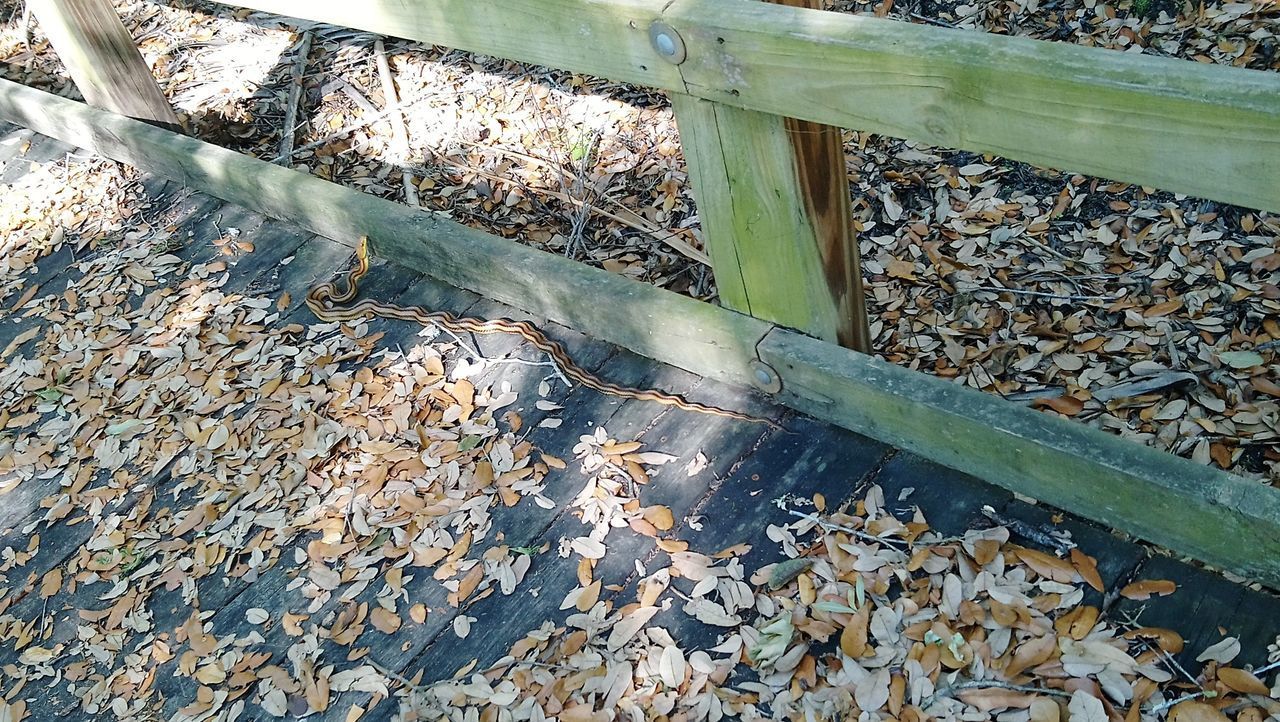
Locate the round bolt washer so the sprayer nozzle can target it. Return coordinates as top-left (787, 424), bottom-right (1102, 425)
top-left (648, 21), bottom-right (687, 65)
top-left (749, 359), bottom-right (783, 394)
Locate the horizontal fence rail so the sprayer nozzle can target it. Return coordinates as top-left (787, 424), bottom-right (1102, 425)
top-left (221, 0), bottom-right (1280, 213)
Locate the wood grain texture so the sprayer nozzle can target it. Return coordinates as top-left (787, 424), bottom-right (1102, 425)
top-left (211, 0), bottom-right (681, 91)
top-left (665, 0), bottom-right (1280, 212)
top-left (27, 0), bottom-right (179, 128)
top-left (215, 0), bottom-right (1280, 212)
top-left (7, 81), bottom-right (1280, 590)
top-left (673, 0), bottom-right (868, 351)
top-left (671, 92), bottom-right (870, 349)
top-left (0, 78), bottom-right (771, 388)
top-left (757, 327), bottom-right (1280, 589)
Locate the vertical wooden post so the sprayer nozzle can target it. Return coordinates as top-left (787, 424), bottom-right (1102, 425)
top-left (671, 0), bottom-right (870, 352)
top-left (28, 0), bottom-right (180, 130)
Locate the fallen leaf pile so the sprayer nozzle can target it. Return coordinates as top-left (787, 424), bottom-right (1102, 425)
top-left (0, 153), bottom-right (581, 717)
top-left (1, 0), bottom-right (1276, 481)
top-left (398, 484), bottom-right (1280, 722)
top-left (0, 153), bottom-right (147, 304)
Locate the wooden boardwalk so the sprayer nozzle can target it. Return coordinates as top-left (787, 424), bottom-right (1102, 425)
top-left (1, 125), bottom-right (1279, 720)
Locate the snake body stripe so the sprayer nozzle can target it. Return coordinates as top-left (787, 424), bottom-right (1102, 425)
top-left (305, 237), bottom-right (776, 428)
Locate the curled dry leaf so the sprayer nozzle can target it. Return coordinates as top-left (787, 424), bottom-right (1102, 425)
top-left (1168, 701), bottom-right (1231, 722)
top-left (1120, 579), bottom-right (1177, 600)
top-left (1196, 637), bottom-right (1242, 665)
top-left (1217, 667), bottom-right (1270, 696)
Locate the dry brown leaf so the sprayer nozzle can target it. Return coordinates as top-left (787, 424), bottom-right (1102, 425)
top-left (1120, 579), bottom-right (1177, 600)
top-left (643, 505), bottom-right (675, 531)
top-left (839, 606), bottom-right (869, 658)
top-left (1217, 667), bottom-right (1269, 695)
top-left (1069, 549), bottom-right (1104, 592)
top-left (1017, 548), bottom-right (1077, 583)
top-left (576, 580), bottom-right (602, 612)
top-left (1168, 701), bottom-right (1230, 722)
top-left (371, 607), bottom-right (402, 634)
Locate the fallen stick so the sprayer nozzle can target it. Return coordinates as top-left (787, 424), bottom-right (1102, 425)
top-left (374, 39), bottom-right (418, 207)
top-left (277, 30), bottom-right (313, 166)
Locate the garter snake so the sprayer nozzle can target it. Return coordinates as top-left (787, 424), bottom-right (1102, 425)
top-left (305, 237), bottom-right (777, 428)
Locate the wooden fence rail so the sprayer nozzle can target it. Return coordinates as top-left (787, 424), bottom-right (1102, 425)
top-left (10, 0), bottom-right (1280, 586)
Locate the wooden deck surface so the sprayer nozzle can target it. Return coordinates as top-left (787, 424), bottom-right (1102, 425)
top-left (2, 126), bottom-right (1279, 720)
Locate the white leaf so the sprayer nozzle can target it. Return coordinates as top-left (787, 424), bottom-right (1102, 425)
top-left (855, 668), bottom-right (891, 712)
top-left (658, 645), bottom-right (686, 689)
top-left (1196, 636), bottom-right (1241, 664)
top-left (1067, 691), bottom-right (1107, 722)
top-left (245, 608), bottom-right (270, 625)
top-left (570, 537), bottom-right (606, 560)
top-left (453, 615), bottom-right (475, 639)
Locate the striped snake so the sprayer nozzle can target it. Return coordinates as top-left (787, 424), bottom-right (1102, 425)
top-left (305, 237), bottom-right (776, 427)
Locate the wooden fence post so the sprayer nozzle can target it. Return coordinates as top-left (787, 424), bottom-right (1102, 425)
top-left (28, 0), bottom-right (180, 130)
top-left (670, 0), bottom-right (870, 352)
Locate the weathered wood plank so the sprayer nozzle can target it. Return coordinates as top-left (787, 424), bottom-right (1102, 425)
top-left (210, 0), bottom-right (1280, 212)
top-left (217, 0), bottom-right (682, 91)
top-left (26, 0), bottom-right (180, 128)
top-left (757, 327), bottom-right (1280, 588)
top-left (0, 79), bottom-right (773, 392)
top-left (665, 0), bottom-right (1280, 213)
top-left (1113, 555), bottom-right (1280, 671)
top-left (672, 93), bottom-right (869, 350)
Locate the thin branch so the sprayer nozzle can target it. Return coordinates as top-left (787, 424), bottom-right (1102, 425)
top-left (781, 506), bottom-right (906, 549)
top-left (429, 322), bottom-right (572, 388)
top-left (269, 93), bottom-right (434, 164)
top-left (1248, 658), bottom-right (1280, 677)
top-left (374, 39), bottom-right (419, 207)
top-left (277, 31), bottom-right (313, 166)
top-left (960, 284), bottom-right (1118, 303)
top-left (1150, 690), bottom-right (1214, 713)
top-left (929, 679), bottom-right (1073, 707)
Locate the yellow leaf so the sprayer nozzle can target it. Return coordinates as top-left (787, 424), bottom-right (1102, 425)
top-left (643, 505), bottom-right (675, 531)
top-left (576, 580), bottom-right (602, 612)
top-left (1218, 667), bottom-right (1269, 695)
top-left (40, 569), bottom-right (62, 599)
top-left (371, 607), bottom-right (402, 634)
top-left (840, 606), bottom-right (869, 658)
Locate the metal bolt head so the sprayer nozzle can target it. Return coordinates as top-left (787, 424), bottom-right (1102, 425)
top-left (648, 21), bottom-right (687, 65)
top-left (749, 360), bottom-right (782, 394)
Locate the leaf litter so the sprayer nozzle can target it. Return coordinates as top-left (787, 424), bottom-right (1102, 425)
top-left (0, 151), bottom-right (1275, 721)
top-left (1, 0), bottom-right (1277, 482)
top-left (1, 0), bottom-right (1280, 719)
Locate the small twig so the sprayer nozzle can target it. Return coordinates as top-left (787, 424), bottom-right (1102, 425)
top-left (960, 284), bottom-right (1118, 303)
top-left (782, 507), bottom-right (906, 549)
top-left (269, 93), bottom-right (433, 163)
top-left (1150, 690), bottom-right (1213, 714)
top-left (1252, 339), bottom-right (1280, 353)
top-left (981, 507), bottom-right (1075, 554)
top-left (908, 11), bottom-right (958, 26)
top-left (277, 31), bottom-right (313, 166)
top-left (430, 323), bottom-right (572, 388)
top-left (1252, 659), bottom-right (1280, 676)
top-left (321, 75), bottom-right (380, 116)
top-left (928, 679), bottom-right (1073, 707)
top-left (367, 659), bottom-right (418, 689)
top-left (373, 39), bottom-right (418, 207)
